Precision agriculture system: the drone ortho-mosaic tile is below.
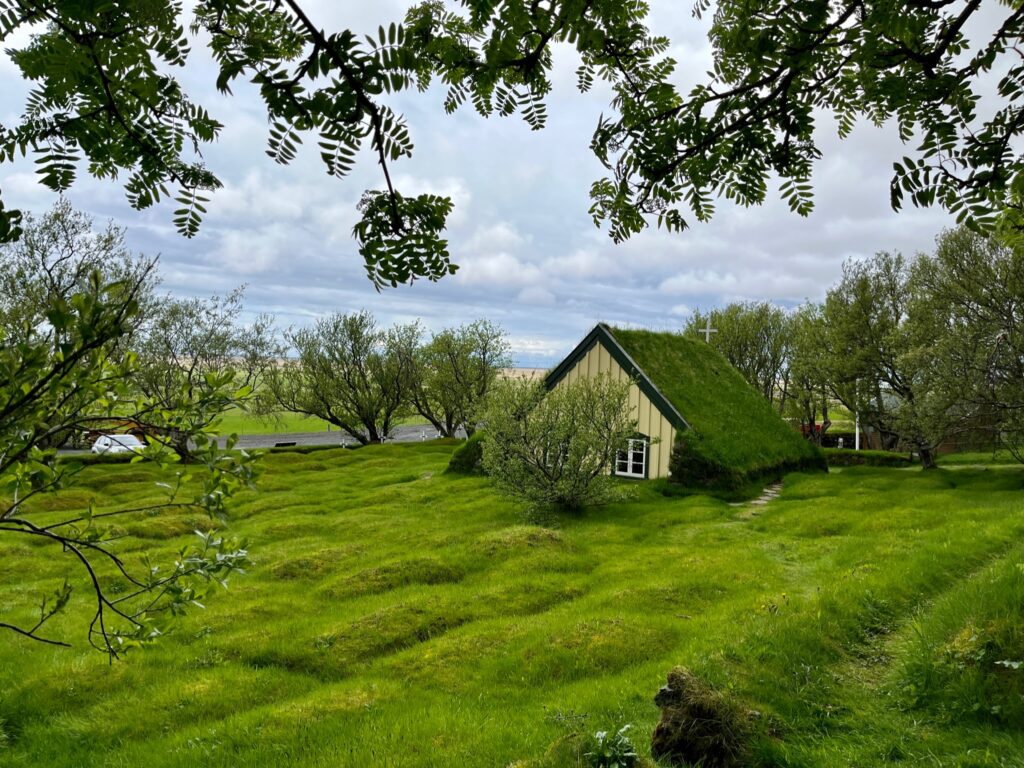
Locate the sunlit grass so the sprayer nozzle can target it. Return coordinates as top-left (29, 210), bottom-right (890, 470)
top-left (1, 446), bottom-right (1022, 766)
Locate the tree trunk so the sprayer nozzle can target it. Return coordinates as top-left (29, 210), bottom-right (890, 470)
top-left (918, 445), bottom-right (937, 470)
top-left (169, 428), bottom-right (192, 461)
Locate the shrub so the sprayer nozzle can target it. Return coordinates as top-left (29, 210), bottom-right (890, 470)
top-left (585, 724), bottom-right (638, 768)
top-left (480, 375), bottom-right (635, 512)
top-left (446, 431), bottom-right (485, 474)
top-left (824, 448), bottom-right (913, 467)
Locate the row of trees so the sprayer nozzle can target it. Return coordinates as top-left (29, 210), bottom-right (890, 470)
top-left (686, 226), bottom-right (1024, 468)
top-left (6, 202), bottom-right (513, 457)
top-left (262, 313), bottom-right (510, 445)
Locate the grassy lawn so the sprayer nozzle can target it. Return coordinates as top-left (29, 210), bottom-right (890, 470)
top-left (1, 446), bottom-right (1023, 766)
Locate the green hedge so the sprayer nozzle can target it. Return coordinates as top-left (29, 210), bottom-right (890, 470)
top-left (670, 432), bottom-right (828, 491)
top-left (55, 451), bottom-right (138, 466)
top-left (824, 447), bottom-right (914, 467)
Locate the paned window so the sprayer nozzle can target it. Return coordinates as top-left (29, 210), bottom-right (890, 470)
top-left (615, 437), bottom-right (648, 478)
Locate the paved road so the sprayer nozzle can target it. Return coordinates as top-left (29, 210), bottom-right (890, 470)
top-left (59, 425), bottom-right (466, 456)
top-left (229, 424), bottom-right (464, 450)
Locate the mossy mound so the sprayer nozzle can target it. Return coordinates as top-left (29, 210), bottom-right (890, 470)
top-left (651, 667), bottom-right (753, 767)
top-left (446, 431), bottom-right (485, 474)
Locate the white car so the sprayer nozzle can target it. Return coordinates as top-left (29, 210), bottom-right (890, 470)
top-left (91, 434), bottom-right (146, 455)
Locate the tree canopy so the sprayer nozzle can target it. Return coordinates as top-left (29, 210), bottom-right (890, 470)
top-left (2, 1), bottom-right (1020, 283)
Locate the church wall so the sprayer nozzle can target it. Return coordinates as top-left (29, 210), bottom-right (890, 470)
top-left (551, 339), bottom-right (677, 479)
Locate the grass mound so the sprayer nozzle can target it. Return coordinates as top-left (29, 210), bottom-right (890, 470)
top-left (898, 549), bottom-right (1024, 725)
top-left (446, 431), bottom-right (485, 474)
top-left (5, 447), bottom-right (1024, 766)
top-left (611, 328), bottom-right (825, 489)
top-left (651, 667), bottom-right (752, 767)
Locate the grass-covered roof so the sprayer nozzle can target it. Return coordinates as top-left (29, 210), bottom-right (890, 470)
top-left (609, 326), bottom-right (823, 482)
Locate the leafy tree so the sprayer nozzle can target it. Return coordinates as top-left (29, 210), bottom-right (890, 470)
top-left (480, 375), bottom-right (635, 513)
top-left (822, 252), bottom-right (954, 468)
top-left (131, 287), bottom-right (279, 459)
top-left (784, 303), bottom-right (833, 442)
top-left (2, 1), bottom-right (1019, 275)
top-left (0, 198), bottom-right (156, 342)
top-left (911, 226), bottom-right (1024, 460)
top-left (410, 319), bottom-right (511, 437)
top-left (686, 303), bottom-right (791, 411)
top-left (0, 209), bottom-right (255, 655)
top-left (265, 311), bottom-right (419, 444)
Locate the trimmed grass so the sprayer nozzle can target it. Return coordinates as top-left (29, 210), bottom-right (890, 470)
top-left (1, 448), bottom-right (1023, 766)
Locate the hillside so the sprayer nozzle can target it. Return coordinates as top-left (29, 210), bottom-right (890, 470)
top-left (0, 445), bottom-right (1021, 766)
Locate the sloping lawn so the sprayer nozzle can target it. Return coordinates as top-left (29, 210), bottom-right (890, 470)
top-left (1, 445), bottom-right (1022, 767)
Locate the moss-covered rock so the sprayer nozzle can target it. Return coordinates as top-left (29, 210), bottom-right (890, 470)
top-left (651, 667), bottom-right (752, 767)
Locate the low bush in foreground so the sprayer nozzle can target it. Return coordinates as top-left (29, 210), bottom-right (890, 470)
top-left (446, 431), bottom-right (485, 474)
top-left (481, 376), bottom-right (635, 512)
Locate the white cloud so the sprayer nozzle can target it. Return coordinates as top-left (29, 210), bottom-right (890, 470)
top-left (517, 286), bottom-right (556, 306)
top-left (0, 0), bottom-right (976, 365)
top-left (455, 252), bottom-right (543, 288)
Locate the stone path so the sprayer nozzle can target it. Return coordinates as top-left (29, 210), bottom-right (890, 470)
top-left (730, 480), bottom-right (783, 518)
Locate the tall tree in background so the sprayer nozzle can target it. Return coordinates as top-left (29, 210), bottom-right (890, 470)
top-left (265, 311), bottom-right (420, 444)
top-left (411, 319), bottom-right (511, 437)
top-left (822, 252), bottom-right (955, 468)
top-left (0, 199), bottom-right (156, 342)
top-left (1, 1), bottom-right (1021, 280)
top-left (132, 287), bottom-right (279, 459)
top-left (686, 303), bottom-right (792, 412)
top-left (912, 226), bottom-right (1024, 460)
top-left (785, 303), bottom-right (832, 442)
top-left (0, 204), bottom-right (255, 654)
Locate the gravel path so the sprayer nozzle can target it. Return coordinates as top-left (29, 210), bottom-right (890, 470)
top-left (730, 480), bottom-right (783, 518)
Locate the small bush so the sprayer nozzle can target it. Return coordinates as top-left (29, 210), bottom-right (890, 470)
top-left (824, 447), bottom-right (913, 467)
top-left (481, 376), bottom-right (636, 513)
top-left (446, 432), bottom-right (485, 474)
top-left (585, 724), bottom-right (638, 768)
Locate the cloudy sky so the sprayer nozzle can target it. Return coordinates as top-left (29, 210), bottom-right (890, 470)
top-left (0, 2), bottom-right (967, 365)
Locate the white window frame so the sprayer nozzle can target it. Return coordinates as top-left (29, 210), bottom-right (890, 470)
top-left (615, 437), bottom-right (648, 479)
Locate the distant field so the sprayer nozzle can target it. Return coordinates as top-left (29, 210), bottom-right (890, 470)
top-left (1, 447), bottom-right (1022, 766)
top-left (214, 408), bottom-right (429, 436)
